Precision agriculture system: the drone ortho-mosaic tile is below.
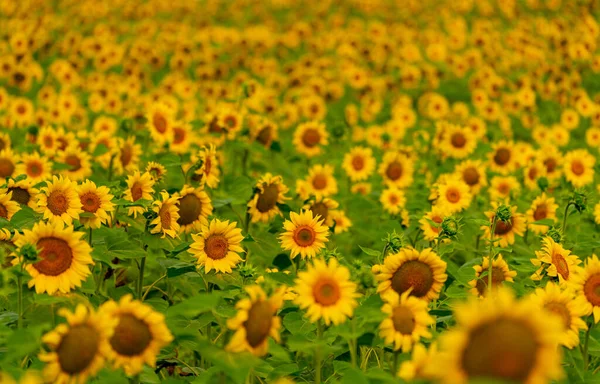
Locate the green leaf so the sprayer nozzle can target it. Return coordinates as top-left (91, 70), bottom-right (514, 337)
top-left (283, 311), bottom-right (316, 335)
top-left (167, 263), bottom-right (196, 278)
top-left (167, 292), bottom-right (222, 319)
top-left (359, 246), bottom-right (381, 258)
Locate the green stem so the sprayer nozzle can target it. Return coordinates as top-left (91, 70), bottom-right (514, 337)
top-left (88, 227), bottom-right (93, 246)
top-left (561, 202), bottom-right (572, 235)
top-left (380, 243), bottom-right (389, 263)
top-left (17, 273), bottom-right (23, 329)
top-left (583, 321), bottom-right (594, 370)
top-left (142, 273), bottom-right (167, 301)
top-left (107, 154), bottom-right (116, 181)
top-left (349, 318), bottom-right (358, 368)
top-left (137, 256), bottom-right (146, 300)
top-left (487, 217), bottom-right (498, 296)
top-left (392, 350), bottom-right (399, 376)
top-left (315, 320), bottom-right (323, 384)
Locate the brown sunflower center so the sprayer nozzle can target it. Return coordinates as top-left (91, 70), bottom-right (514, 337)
top-left (153, 114), bottom-right (168, 134)
top-left (57, 325), bottom-right (100, 374)
top-left (544, 302), bottom-right (571, 329)
top-left (224, 116), bottom-right (237, 129)
top-left (256, 127), bottom-right (272, 145)
top-left (120, 145), bottom-right (133, 167)
top-left (294, 226), bottom-right (315, 247)
top-left (386, 161), bottom-right (403, 181)
top-left (544, 158), bottom-right (557, 173)
top-left (352, 156), bottom-right (365, 171)
top-left (583, 273), bottom-right (600, 306)
top-left (571, 161), bottom-right (585, 176)
top-left (391, 305), bottom-right (416, 335)
top-left (0, 158), bottom-right (15, 178)
top-left (475, 266), bottom-right (506, 296)
top-left (244, 300), bottom-right (274, 348)
top-left (533, 204), bottom-right (547, 221)
top-left (313, 278), bottom-right (341, 306)
top-left (110, 314), bottom-right (153, 356)
top-left (551, 251), bottom-right (569, 280)
top-left (451, 132), bottom-right (466, 148)
top-left (0, 204), bottom-right (7, 218)
top-left (173, 127), bottom-right (185, 144)
top-left (310, 202), bottom-right (328, 222)
top-left (461, 318), bottom-right (538, 382)
top-left (47, 190), bottom-right (69, 216)
top-left (493, 148), bottom-right (511, 166)
top-left (528, 167), bottom-right (538, 180)
top-left (302, 129), bottom-right (321, 148)
top-left (177, 194), bottom-right (202, 225)
top-left (312, 174), bottom-right (328, 190)
top-left (463, 167), bottom-right (479, 186)
top-left (9, 187), bottom-right (30, 205)
top-left (159, 205), bottom-right (172, 229)
top-left (27, 161), bottom-right (42, 177)
top-left (256, 184), bottom-right (279, 213)
top-left (34, 237), bottom-right (73, 276)
top-left (204, 234), bottom-right (228, 260)
top-left (391, 260), bottom-right (434, 298)
top-left (446, 188), bottom-right (460, 203)
top-left (494, 219), bottom-right (513, 235)
top-left (80, 192), bottom-right (101, 213)
top-left (131, 182), bottom-right (143, 201)
top-left (498, 183), bottom-right (510, 195)
top-left (65, 155), bottom-right (82, 172)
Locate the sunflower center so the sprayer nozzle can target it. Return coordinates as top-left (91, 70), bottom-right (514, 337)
top-left (65, 155), bottom-right (82, 171)
top-left (47, 190), bottom-right (69, 215)
top-left (131, 182), bottom-right (143, 201)
top-left (498, 183), bottom-right (510, 195)
top-left (313, 278), bottom-right (341, 306)
top-left (352, 156), bottom-right (365, 170)
top-left (0, 158), bottom-right (15, 178)
top-left (544, 158), bottom-right (557, 172)
top-left (153, 114), bottom-right (167, 134)
top-left (571, 161), bottom-right (585, 176)
top-left (110, 314), bottom-right (153, 356)
top-left (583, 273), bottom-right (600, 306)
top-left (528, 167), bottom-right (538, 180)
top-left (494, 219), bottom-right (513, 235)
top-left (57, 325), bottom-right (100, 374)
top-left (461, 318), bottom-right (538, 382)
top-left (533, 205), bottom-right (547, 221)
top-left (9, 187), bottom-right (30, 205)
top-left (244, 300), bottom-right (274, 348)
top-left (0, 204), bottom-right (7, 218)
top-left (551, 251), bottom-right (569, 280)
top-left (256, 184), bottom-right (279, 213)
top-left (80, 192), bottom-right (101, 213)
top-left (446, 188), bottom-right (460, 203)
top-left (120, 145), bottom-right (133, 167)
top-left (173, 127), bottom-right (186, 144)
top-left (544, 302), bottom-right (572, 329)
top-left (204, 234), bottom-right (228, 260)
top-left (257, 127), bottom-right (272, 145)
top-left (386, 161), bottom-right (403, 181)
top-left (391, 260), bottom-right (434, 298)
top-left (302, 129), bottom-right (321, 148)
top-left (312, 174), bottom-right (328, 190)
top-left (310, 202), bottom-right (328, 222)
top-left (294, 226), bottom-right (315, 247)
top-left (493, 148), bottom-right (511, 166)
top-left (34, 237), bottom-right (73, 276)
top-left (475, 266), bottom-right (506, 296)
top-left (463, 167), bottom-right (479, 186)
top-left (177, 194), bottom-right (202, 225)
top-left (391, 305), bottom-right (416, 335)
top-left (451, 133), bottom-right (466, 148)
top-left (27, 162), bottom-right (42, 176)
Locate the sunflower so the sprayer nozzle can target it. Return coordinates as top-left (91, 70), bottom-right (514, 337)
top-left (5, 179), bottom-right (38, 209)
top-left (398, 343), bottom-right (438, 381)
top-left (526, 193), bottom-right (558, 235)
top-left (342, 146), bottom-right (376, 182)
top-left (538, 144), bottom-right (563, 180)
top-left (294, 257), bottom-right (359, 325)
top-left (123, 171), bottom-right (155, 218)
top-left (15, 152), bottom-right (52, 183)
top-left (436, 288), bottom-right (563, 384)
top-left (0, 148), bottom-right (19, 179)
top-left (77, 180), bottom-right (114, 229)
top-left (174, 185), bottom-right (212, 233)
top-left (226, 286), bottom-right (285, 356)
top-left (436, 178), bottom-right (472, 214)
top-left (193, 145), bottom-right (220, 189)
top-left (145, 161), bottom-right (167, 182)
top-left (419, 206), bottom-right (449, 241)
top-left (488, 175), bottom-right (520, 202)
top-left (279, 210), bottom-right (330, 260)
top-left (247, 173), bottom-right (290, 223)
top-left (351, 182), bottom-right (372, 195)
top-left (302, 196), bottom-right (339, 227)
top-left (374, 247), bottom-right (447, 303)
top-left (488, 140), bottom-right (516, 175)
top-left (380, 186), bottom-right (407, 216)
top-left (170, 122), bottom-right (195, 154)
top-left (100, 294), bottom-right (173, 375)
top-left (480, 203), bottom-right (526, 248)
top-left (35, 176), bottom-right (82, 225)
top-left (330, 210), bottom-right (352, 234)
top-left (453, 160), bottom-right (487, 193)
top-left (0, 190), bottom-right (20, 220)
top-left (304, 164), bottom-right (338, 198)
top-left (438, 122), bottom-right (476, 159)
top-left (572, 254), bottom-right (600, 323)
top-left (379, 290), bottom-right (433, 352)
top-left (150, 191), bottom-right (180, 238)
top-left (293, 121), bottom-right (328, 157)
top-left (39, 305), bottom-right (115, 384)
top-left (15, 221), bottom-right (93, 294)
top-left (529, 282), bottom-right (588, 349)
top-left (523, 159), bottom-right (548, 190)
top-left (563, 149), bottom-right (595, 187)
top-left (56, 146), bottom-right (92, 181)
top-left (468, 254), bottom-right (516, 297)
top-left (189, 218), bottom-right (244, 273)
top-left (378, 152), bottom-right (414, 188)
top-left (115, 136), bottom-right (141, 175)
top-left (531, 237), bottom-right (582, 286)
top-left (146, 102), bottom-right (174, 145)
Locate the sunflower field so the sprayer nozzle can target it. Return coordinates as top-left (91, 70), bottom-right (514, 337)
top-left (5, 0), bottom-right (600, 383)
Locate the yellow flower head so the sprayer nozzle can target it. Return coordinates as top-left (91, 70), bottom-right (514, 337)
top-left (36, 175), bottom-right (82, 225)
top-left (190, 218), bottom-right (245, 273)
top-left (279, 210), bottom-right (329, 260)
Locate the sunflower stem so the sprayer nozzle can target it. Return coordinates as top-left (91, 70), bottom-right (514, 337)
top-left (17, 273), bottom-right (23, 329)
top-left (583, 320), bottom-right (594, 370)
top-left (391, 350), bottom-right (399, 376)
top-left (88, 227), bottom-right (93, 246)
top-left (561, 202), bottom-right (572, 236)
top-left (137, 256), bottom-right (146, 300)
top-left (487, 216), bottom-right (498, 296)
top-left (315, 320), bottom-right (323, 384)
top-left (349, 318), bottom-right (358, 368)
top-left (107, 154), bottom-right (116, 181)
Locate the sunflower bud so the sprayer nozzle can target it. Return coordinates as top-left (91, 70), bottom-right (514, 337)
top-left (20, 243), bottom-right (39, 263)
top-left (496, 204), bottom-right (512, 223)
top-left (537, 176), bottom-right (549, 192)
top-left (546, 227), bottom-right (563, 244)
top-left (572, 191), bottom-right (587, 213)
top-left (331, 123), bottom-right (345, 139)
top-left (383, 230), bottom-right (404, 253)
top-left (238, 264), bottom-right (257, 279)
top-left (441, 217), bottom-right (460, 238)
